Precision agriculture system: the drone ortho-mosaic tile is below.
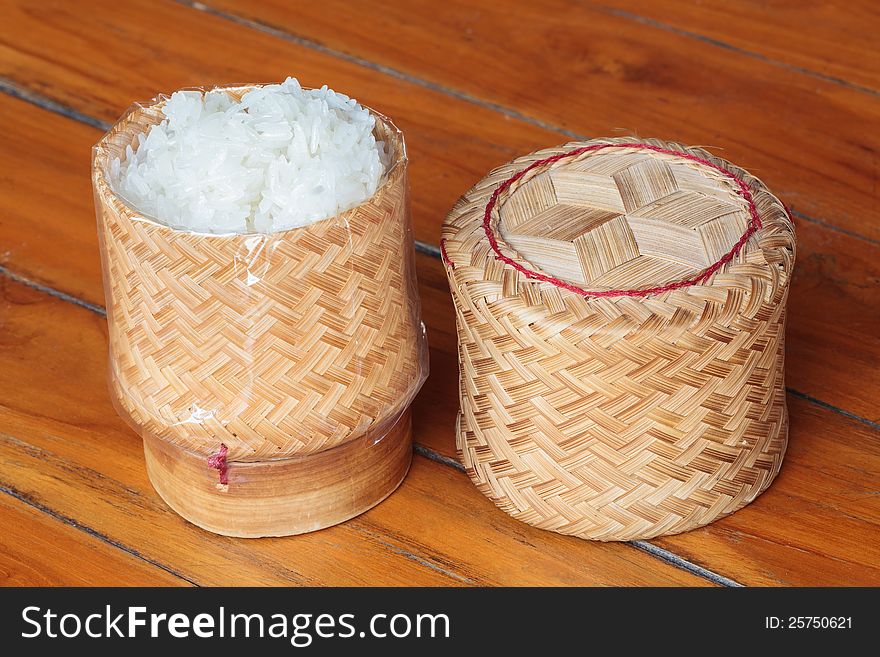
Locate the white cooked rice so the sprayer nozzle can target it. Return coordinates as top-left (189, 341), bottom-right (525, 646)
top-left (110, 78), bottom-right (387, 234)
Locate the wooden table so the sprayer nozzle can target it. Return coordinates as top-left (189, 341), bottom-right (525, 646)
top-left (1, 0), bottom-right (877, 587)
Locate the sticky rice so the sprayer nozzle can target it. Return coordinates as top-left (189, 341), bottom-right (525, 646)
top-left (111, 78), bottom-right (386, 234)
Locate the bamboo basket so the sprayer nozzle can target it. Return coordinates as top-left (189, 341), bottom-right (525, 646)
top-left (92, 86), bottom-right (428, 537)
top-left (441, 137), bottom-right (795, 541)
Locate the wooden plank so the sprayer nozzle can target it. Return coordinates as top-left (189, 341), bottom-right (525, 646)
top-left (0, 0), bottom-right (555, 252)
top-left (0, 425), bottom-right (456, 587)
top-left (0, 277), bottom-right (707, 586)
top-left (1, 0), bottom-right (878, 243)
top-left (598, 0), bottom-right (880, 93)
top-left (413, 262), bottom-right (880, 585)
top-left (0, 92), bottom-right (101, 304)
top-left (656, 397), bottom-right (880, 585)
top-left (0, 1), bottom-right (876, 585)
top-left (0, 494), bottom-right (187, 586)
top-left (1, 93), bottom-right (878, 586)
top-left (197, 0), bottom-right (880, 241)
top-left (784, 227), bottom-right (880, 421)
top-left (417, 384), bottom-right (880, 585)
top-left (1, 90), bottom-right (876, 419)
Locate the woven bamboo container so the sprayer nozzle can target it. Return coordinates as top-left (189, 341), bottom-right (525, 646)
top-left (441, 137), bottom-right (795, 541)
top-left (92, 86), bottom-right (427, 537)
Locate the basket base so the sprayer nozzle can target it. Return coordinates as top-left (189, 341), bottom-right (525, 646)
top-left (455, 406), bottom-right (788, 542)
top-left (143, 411), bottom-right (412, 538)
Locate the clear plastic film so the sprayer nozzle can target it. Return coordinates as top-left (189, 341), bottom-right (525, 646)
top-left (91, 86), bottom-right (429, 476)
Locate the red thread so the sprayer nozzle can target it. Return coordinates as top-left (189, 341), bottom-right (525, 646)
top-left (450, 142), bottom-right (763, 298)
top-left (207, 443), bottom-right (229, 485)
top-left (439, 238), bottom-right (455, 269)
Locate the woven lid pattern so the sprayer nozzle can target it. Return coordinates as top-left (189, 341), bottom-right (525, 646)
top-left (498, 145), bottom-right (754, 289)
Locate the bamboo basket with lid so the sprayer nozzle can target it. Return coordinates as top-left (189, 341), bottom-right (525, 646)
top-left (441, 137), bottom-right (795, 541)
top-left (92, 85), bottom-right (428, 538)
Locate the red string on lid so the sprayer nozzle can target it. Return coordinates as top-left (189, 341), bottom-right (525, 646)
top-left (445, 142), bottom-right (763, 299)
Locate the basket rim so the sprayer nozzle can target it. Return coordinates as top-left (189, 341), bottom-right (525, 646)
top-left (92, 83), bottom-right (407, 239)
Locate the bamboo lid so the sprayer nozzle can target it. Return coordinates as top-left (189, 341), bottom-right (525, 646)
top-left (498, 146), bottom-right (754, 289)
top-left (442, 137), bottom-right (793, 304)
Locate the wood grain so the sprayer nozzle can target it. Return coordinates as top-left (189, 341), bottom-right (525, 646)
top-left (201, 0), bottom-right (880, 240)
top-left (598, 0), bottom-right (880, 93)
top-left (0, 0), bottom-right (556, 252)
top-left (1, 88), bottom-right (878, 584)
top-left (0, 495), bottom-right (187, 586)
top-left (3, 0), bottom-right (879, 244)
top-left (0, 277), bottom-right (703, 585)
top-left (0, 0), bottom-right (877, 585)
top-left (416, 382), bottom-right (880, 585)
top-left (143, 411), bottom-right (413, 538)
top-left (656, 397), bottom-right (880, 585)
top-left (1, 88), bottom-right (876, 420)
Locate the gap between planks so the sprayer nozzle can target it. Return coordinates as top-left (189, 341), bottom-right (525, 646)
top-left (2, 66), bottom-right (879, 581)
top-left (0, 262), bottom-right (739, 587)
top-left (2, 74), bottom-right (879, 584)
top-left (0, 483), bottom-right (198, 585)
top-left (177, 0), bottom-right (582, 140)
top-left (597, 5), bottom-right (880, 99)
top-left (173, 1), bottom-right (880, 247)
top-left (0, 63), bottom-right (873, 250)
